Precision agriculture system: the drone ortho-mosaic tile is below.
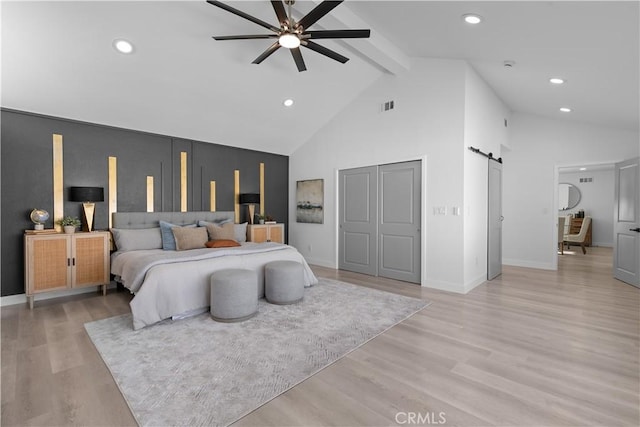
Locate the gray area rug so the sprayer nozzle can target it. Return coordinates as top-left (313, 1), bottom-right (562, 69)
top-left (85, 278), bottom-right (429, 426)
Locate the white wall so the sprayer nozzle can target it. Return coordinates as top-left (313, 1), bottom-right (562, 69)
top-left (289, 58), bottom-right (512, 293)
top-left (289, 57), bottom-right (468, 291)
top-left (503, 113), bottom-right (639, 269)
top-left (462, 65), bottom-right (510, 290)
top-left (559, 168), bottom-right (615, 247)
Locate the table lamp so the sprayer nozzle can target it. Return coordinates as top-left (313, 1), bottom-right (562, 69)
top-left (239, 193), bottom-right (260, 224)
top-left (69, 186), bottom-right (104, 232)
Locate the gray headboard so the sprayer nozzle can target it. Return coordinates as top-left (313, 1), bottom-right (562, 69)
top-left (112, 211), bottom-right (235, 229)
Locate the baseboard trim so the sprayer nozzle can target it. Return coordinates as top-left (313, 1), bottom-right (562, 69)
top-left (1, 283), bottom-right (117, 307)
top-left (503, 258), bottom-right (555, 271)
top-left (464, 274), bottom-right (487, 293)
top-left (304, 257), bottom-right (335, 269)
top-left (422, 279), bottom-right (467, 294)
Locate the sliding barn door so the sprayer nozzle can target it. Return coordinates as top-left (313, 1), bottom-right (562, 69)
top-left (613, 157), bottom-right (639, 287)
top-left (487, 160), bottom-right (503, 280)
top-left (338, 166), bottom-right (378, 276)
top-left (378, 161), bottom-right (421, 283)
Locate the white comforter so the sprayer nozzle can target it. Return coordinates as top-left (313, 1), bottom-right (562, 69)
top-left (111, 243), bottom-right (318, 329)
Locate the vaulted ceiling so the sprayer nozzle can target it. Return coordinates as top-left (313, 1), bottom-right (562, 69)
top-left (2, 1), bottom-right (638, 155)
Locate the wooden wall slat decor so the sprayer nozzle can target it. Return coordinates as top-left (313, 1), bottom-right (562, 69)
top-left (1, 109), bottom-right (288, 296)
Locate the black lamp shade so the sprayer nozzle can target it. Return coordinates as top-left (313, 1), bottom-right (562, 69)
top-left (69, 186), bottom-right (104, 202)
top-left (239, 193), bottom-right (260, 205)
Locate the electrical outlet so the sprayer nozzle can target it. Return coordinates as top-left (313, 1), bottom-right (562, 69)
top-left (308, 244), bottom-right (312, 253)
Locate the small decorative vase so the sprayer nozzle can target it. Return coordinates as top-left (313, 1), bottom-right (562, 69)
top-left (63, 225), bottom-right (76, 234)
top-left (259, 219), bottom-right (265, 224)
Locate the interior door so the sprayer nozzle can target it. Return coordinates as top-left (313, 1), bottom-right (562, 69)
top-left (338, 166), bottom-right (378, 276)
top-left (378, 161), bottom-right (421, 283)
top-left (487, 160), bottom-right (503, 280)
top-left (613, 157), bottom-right (639, 287)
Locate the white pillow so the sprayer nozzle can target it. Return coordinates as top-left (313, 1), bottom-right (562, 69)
top-left (111, 228), bottom-right (162, 252)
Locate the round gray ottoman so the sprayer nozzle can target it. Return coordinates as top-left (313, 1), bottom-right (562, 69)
top-left (264, 260), bottom-right (304, 305)
top-left (210, 269), bottom-right (258, 322)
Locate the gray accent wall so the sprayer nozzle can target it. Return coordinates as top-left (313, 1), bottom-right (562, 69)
top-left (1, 109), bottom-right (289, 296)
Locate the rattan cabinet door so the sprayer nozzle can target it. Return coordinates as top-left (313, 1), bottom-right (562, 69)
top-left (268, 224), bottom-right (284, 243)
top-left (25, 234), bottom-right (71, 294)
top-left (72, 232), bottom-right (109, 287)
top-left (248, 225), bottom-right (268, 243)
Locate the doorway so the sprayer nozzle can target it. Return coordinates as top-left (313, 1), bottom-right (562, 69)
top-left (338, 160), bottom-right (421, 284)
top-left (555, 160), bottom-right (639, 287)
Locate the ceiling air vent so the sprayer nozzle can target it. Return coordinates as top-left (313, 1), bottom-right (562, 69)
top-left (579, 177), bottom-right (593, 183)
top-left (381, 100), bottom-right (395, 112)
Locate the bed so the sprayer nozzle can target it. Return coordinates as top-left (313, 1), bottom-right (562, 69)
top-left (110, 211), bottom-right (317, 329)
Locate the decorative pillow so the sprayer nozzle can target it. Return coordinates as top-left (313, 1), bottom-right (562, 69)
top-left (202, 221), bottom-right (236, 241)
top-left (159, 221), bottom-right (196, 250)
top-left (197, 219), bottom-right (232, 227)
top-left (234, 222), bottom-right (248, 243)
top-left (110, 228), bottom-right (162, 252)
top-left (172, 227), bottom-right (208, 251)
top-left (205, 239), bottom-right (241, 248)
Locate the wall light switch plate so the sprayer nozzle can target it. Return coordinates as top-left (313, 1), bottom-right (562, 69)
top-left (433, 207), bottom-right (447, 215)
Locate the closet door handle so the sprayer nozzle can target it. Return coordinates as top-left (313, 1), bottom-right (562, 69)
top-left (630, 228), bottom-right (640, 233)
top-left (72, 258), bottom-right (76, 266)
top-left (67, 258), bottom-right (71, 267)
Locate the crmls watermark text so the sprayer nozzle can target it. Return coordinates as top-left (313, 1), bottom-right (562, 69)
top-left (395, 411), bottom-right (447, 425)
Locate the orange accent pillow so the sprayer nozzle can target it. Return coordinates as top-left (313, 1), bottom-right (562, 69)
top-left (206, 239), bottom-right (241, 248)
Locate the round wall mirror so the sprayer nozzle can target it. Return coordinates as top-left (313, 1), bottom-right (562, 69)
top-left (558, 183), bottom-right (581, 210)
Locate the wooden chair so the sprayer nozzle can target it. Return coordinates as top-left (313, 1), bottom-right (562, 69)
top-left (564, 216), bottom-right (592, 254)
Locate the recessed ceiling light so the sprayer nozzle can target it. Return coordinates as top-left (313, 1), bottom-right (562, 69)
top-left (283, 99), bottom-right (294, 107)
top-left (462, 14), bottom-right (483, 24)
top-left (549, 77), bottom-right (565, 85)
top-left (579, 167), bottom-right (587, 171)
top-left (560, 107), bottom-right (572, 113)
top-left (113, 39), bottom-right (134, 54)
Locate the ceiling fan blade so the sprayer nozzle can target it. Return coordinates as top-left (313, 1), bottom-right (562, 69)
top-left (297, 1), bottom-right (343, 30)
top-left (303, 40), bottom-right (349, 64)
top-left (291, 47), bottom-right (307, 72)
top-left (213, 34), bottom-right (278, 40)
top-left (271, 1), bottom-right (288, 25)
top-left (305, 29), bottom-right (371, 39)
top-left (252, 42), bottom-right (281, 64)
top-left (207, 1), bottom-right (279, 32)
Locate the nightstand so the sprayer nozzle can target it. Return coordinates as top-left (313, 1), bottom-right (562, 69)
top-left (247, 223), bottom-right (284, 243)
top-left (24, 231), bottom-right (110, 309)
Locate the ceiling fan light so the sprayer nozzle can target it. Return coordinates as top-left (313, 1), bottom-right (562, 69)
top-left (279, 33), bottom-right (300, 49)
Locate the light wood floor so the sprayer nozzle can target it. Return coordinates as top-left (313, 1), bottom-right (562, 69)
top-left (2, 247), bottom-right (638, 426)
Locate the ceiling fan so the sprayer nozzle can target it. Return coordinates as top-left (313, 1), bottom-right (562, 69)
top-left (207, 0), bottom-right (371, 72)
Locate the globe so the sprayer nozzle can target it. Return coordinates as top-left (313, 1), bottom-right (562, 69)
top-left (30, 209), bottom-right (50, 230)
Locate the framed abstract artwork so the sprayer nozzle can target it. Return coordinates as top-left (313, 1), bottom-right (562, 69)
top-left (296, 179), bottom-right (323, 224)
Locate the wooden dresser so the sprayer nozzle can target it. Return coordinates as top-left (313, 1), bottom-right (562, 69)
top-left (569, 218), bottom-right (592, 246)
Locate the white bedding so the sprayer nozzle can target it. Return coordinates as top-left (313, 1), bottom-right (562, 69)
top-left (112, 242), bottom-right (318, 329)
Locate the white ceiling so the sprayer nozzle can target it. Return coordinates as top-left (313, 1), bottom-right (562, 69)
top-left (2, 1), bottom-right (638, 155)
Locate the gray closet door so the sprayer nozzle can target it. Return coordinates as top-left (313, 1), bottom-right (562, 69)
top-left (613, 157), bottom-right (639, 287)
top-left (487, 160), bottom-right (503, 280)
top-left (378, 161), bottom-right (421, 283)
top-left (338, 166), bottom-right (378, 276)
